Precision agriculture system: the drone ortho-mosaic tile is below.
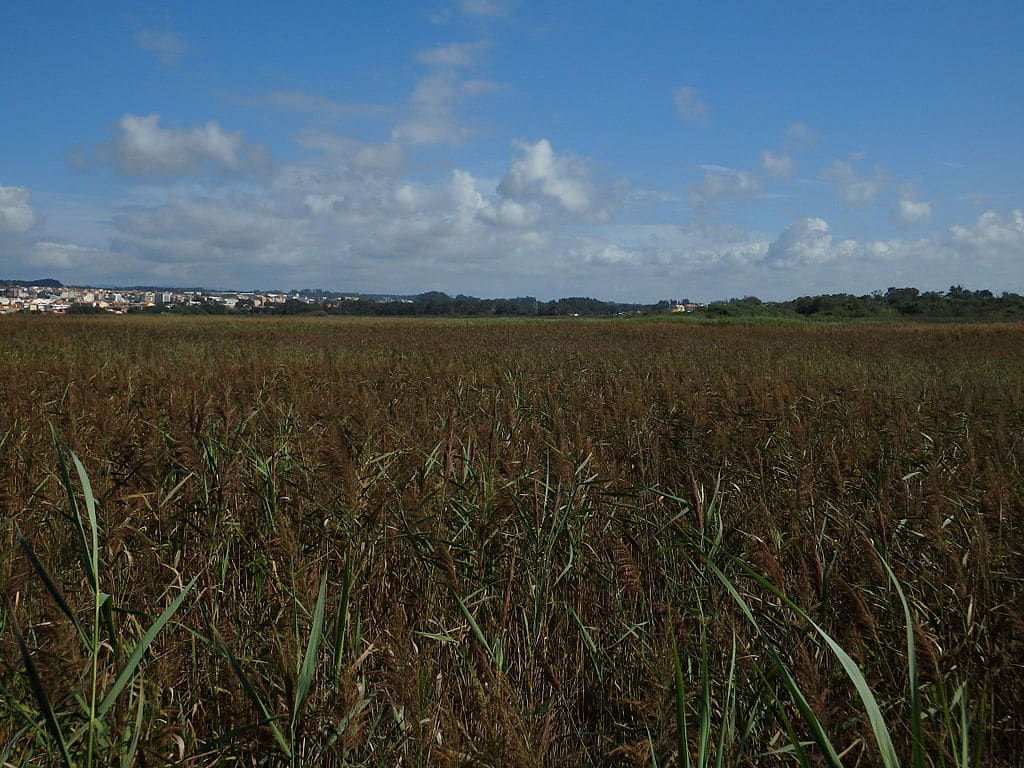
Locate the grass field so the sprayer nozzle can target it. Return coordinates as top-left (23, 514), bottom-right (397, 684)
top-left (1, 316), bottom-right (1021, 766)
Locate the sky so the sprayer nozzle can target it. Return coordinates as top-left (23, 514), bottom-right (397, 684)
top-left (2, 1), bottom-right (1022, 301)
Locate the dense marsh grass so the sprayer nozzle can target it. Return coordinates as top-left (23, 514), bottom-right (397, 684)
top-left (1, 316), bottom-right (1021, 766)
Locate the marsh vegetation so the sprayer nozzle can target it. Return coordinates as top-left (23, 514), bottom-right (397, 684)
top-left (1, 317), bottom-right (1021, 766)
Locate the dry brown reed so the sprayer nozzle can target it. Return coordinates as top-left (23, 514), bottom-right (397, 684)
top-left (0, 316), bottom-right (1021, 766)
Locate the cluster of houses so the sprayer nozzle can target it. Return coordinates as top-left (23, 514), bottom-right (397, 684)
top-left (0, 283), bottom-right (706, 317)
top-left (0, 284), bottom-right (302, 315)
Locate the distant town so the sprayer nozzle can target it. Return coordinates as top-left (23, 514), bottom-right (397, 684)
top-left (0, 279), bottom-right (373, 315)
top-left (0, 279), bottom-right (699, 317)
top-left (4, 278), bottom-right (1024, 321)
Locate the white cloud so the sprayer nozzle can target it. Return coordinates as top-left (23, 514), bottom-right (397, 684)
top-left (99, 137), bottom-right (609, 293)
top-left (296, 131), bottom-right (405, 174)
top-left (133, 28), bottom-right (187, 65)
top-left (394, 74), bottom-right (467, 145)
top-left (416, 41), bottom-right (488, 68)
top-left (62, 62), bottom-right (1024, 303)
top-left (457, 0), bottom-right (511, 17)
top-left (950, 210), bottom-right (1024, 254)
top-left (111, 194), bottom-right (305, 274)
top-left (394, 65), bottom-right (495, 146)
top-left (764, 217), bottom-right (856, 268)
top-left (760, 151), bottom-right (796, 179)
top-left (750, 212), bottom-right (1023, 293)
top-left (30, 241), bottom-right (104, 269)
top-left (478, 198), bottom-right (538, 227)
top-left (783, 121), bottom-right (818, 151)
top-left (0, 185), bottom-right (38, 234)
top-left (393, 40), bottom-right (497, 146)
top-left (244, 90), bottom-right (392, 120)
top-left (824, 159), bottom-right (887, 208)
top-left (449, 169), bottom-right (488, 224)
top-left (89, 134), bottom-right (1024, 302)
top-left (673, 86), bottom-right (709, 123)
top-left (691, 167), bottom-right (761, 205)
top-left (97, 114), bottom-right (267, 177)
top-left (447, 169), bottom-right (543, 228)
top-left (573, 243), bottom-right (642, 266)
top-left (893, 195), bottom-right (933, 226)
top-left (390, 182), bottom-right (433, 212)
top-left (430, 0), bottom-right (512, 24)
top-left (461, 79), bottom-right (502, 96)
top-left (497, 139), bottom-right (597, 215)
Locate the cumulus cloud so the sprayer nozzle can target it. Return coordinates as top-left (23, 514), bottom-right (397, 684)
top-left (573, 243), bottom-right (642, 266)
top-left (30, 241), bottom-right (105, 269)
top-left (673, 86), bottom-right (709, 123)
top-left (760, 151), bottom-right (796, 179)
top-left (824, 159), bottom-right (887, 208)
top-left (750, 209), bottom-right (1024, 287)
top-left (133, 28), bottom-right (188, 65)
top-left (892, 195), bottom-right (933, 226)
top-left (110, 168), bottom-right (435, 279)
top-left (950, 210), bottom-right (1024, 254)
top-left (0, 185), bottom-right (38, 234)
top-left (0, 237), bottom-right (141, 283)
top-left (478, 199), bottom-right (538, 227)
top-left (749, 212), bottom-right (1021, 295)
top-left (98, 135), bottom-right (611, 292)
top-left (391, 182), bottom-right (436, 212)
top-left (111, 194), bottom-right (304, 273)
top-left (61, 60), bottom-right (1024, 303)
top-left (764, 217), bottom-right (856, 268)
top-left (89, 120), bottom-right (1024, 304)
top-left (497, 139), bottom-right (597, 215)
top-left (449, 169), bottom-right (488, 221)
top-left (93, 114), bottom-right (267, 177)
top-left (691, 166), bottom-right (761, 205)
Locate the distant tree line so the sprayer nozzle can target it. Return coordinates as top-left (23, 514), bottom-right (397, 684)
top-left (157, 293), bottom-right (654, 317)
top-left (699, 286), bottom-right (1024, 320)
top-left (0, 278), bottom-right (63, 288)
top-left (76, 285), bottom-right (1024, 321)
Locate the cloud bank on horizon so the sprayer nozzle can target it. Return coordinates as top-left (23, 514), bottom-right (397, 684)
top-left (2, 1), bottom-right (1023, 301)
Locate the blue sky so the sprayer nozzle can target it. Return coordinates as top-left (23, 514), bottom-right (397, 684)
top-left (2, 1), bottom-right (1022, 300)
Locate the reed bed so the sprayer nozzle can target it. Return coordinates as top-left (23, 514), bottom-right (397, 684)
top-left (1, 316), bottom-right (1021, 766)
